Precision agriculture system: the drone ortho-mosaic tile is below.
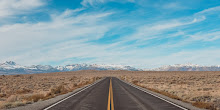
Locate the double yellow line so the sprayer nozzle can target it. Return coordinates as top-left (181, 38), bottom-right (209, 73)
top-left (107, 78), bottom-right (114, 110)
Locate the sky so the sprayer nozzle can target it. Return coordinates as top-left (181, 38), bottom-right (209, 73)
top-left (1, 0), bottom-right (220, 69)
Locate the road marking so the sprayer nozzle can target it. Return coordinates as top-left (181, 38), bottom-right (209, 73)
top-left (118, 78), bottom-right (188, 110)
top-left (107, 78), bottom-right (114, 110)
top-left (110, 78), bottom-right (114, 110)
top-left (43, 77), bottom-right (106, 110)
top-left (107, 80), bottom-right (111, 110)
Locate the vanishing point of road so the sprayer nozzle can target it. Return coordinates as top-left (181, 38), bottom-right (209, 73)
top-left (43, 77), bottom-right (187, 110)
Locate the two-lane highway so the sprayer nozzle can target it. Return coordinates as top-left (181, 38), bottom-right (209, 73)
top-left (44, 77), bottom-right (186, 110)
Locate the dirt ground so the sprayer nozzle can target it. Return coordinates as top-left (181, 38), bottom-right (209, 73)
top-left (0, 70), bottom-right (219, 109)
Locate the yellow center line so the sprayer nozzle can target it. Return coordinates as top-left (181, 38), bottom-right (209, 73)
top-left (107, 83), bottom-right (111, 110)
top-left (107, 78), bottom-right (114, 110)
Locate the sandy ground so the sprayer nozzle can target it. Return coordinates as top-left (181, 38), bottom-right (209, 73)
top-left (0, 70), bottom-right (219, 110)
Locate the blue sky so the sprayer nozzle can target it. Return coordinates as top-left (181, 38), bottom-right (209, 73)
top-left (1, 0), bottom-right (220, 68)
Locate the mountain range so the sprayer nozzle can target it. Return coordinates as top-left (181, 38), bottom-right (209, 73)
top-left (0, 61), bottom-right (139, 75)
top-left (151, 63), bottom-right (220, 71)
top-left (1, 61), bottom-right (220, 75)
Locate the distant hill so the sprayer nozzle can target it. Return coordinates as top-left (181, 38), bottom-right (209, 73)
top-left (151, 63), bottom-right (220, 71)
top-left (0, 61), bottom-right (139, 75)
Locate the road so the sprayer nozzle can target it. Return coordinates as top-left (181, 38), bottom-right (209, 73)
top-left (43, 77), bottom-right (187, 110)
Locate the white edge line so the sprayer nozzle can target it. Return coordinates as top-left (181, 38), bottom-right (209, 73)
top-left (44, 77), bottom-right (106, 110)
top-left (118, 78), bottom-right (188, 110)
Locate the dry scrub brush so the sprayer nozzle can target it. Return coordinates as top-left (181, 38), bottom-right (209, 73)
top-left (1, 70), bottom-right (219, 110)
top-left (120, 71), bottom-right (220, 110)
top-left (0, 71), bottom-right (103, 109)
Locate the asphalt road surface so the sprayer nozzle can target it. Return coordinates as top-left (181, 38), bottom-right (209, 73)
top-left (43, 77), bottom-right (187, 110)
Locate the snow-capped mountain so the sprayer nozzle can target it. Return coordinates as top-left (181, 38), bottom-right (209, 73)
top-left (2, 61), bottom-right (220, 74)
top-left (0, 61), bottom-right (25, 69)
top-left (61, 64), bottom-right (138, 71)
top-left (0, 61), bottom-right (139, 75)
top-left (0, 61), bottom-right (59, 75)
top-left (151, 63), bottom-right (220, 71)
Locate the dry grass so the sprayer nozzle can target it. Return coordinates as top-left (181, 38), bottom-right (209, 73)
top-left (24, 94), bottom-right (45, 102)
top-left (192, 102), bottom-right (214, 109)
top-left (119, 71), bottom-right (220, 110)
top-left (0, 101), bottom-right (26, 109)
top-left (147, 87), bottom-right (183, 101)
top-left (0, 71), bottom-right (103, 109)
top-left (0, 70), bottom-right (220, 110)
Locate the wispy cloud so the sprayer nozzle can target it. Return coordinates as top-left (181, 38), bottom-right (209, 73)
top-left (81, 0), bottom-right (105, 7)
top-left (0, 0), bottom-right (45, 19)
top-left (81, 0), bottom-right (134, 7)
top-left (117, 14), bottom-right (206, 45)
top-left (1, 0), bottom-right (220, 68)
top-left (160, 2), bottom-right (190, 10)
top-left (0, 9), bottom-right (116, 65)
top-left (190, 30), bottom-right (220, 41)
top-left (196, 6), bottom-right (220, 15)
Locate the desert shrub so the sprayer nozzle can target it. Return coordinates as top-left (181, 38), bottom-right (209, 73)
top-left (132, 80), bottom-right (139, 84)
top-left (24, 94), bottom-right (45, 102)
top-left (191, 96), bottom-right (213, 102)
top-left (69, 76), bottom-right (77, 81)
top-left (51, 85), bottom-right (68, 95)
top-left (192, 102), bottom-right (214, 109)
top-left (6, 95), bottom-right (18, 102)
top-left (3, 102), bottom-right (13, 108)
top-left (16, 88), bottom-right (32, 94)
top-left (13, 101), bottom-right (25, 106)
top-left (213, 99), bottom-right (220, 109)
top-left (76, 81), bottom-right (89, 88)
top-left (93, 77), bottom-right (101, 81)
top-left (45, 85), bottom-right (69, 99)
top-left (0, 93), bottom-right (6, 98)
top-left (0, 101), bottom-right (25, 109)
top-left (73, 83), bottom-right (78, 87)
top-left (147, 88), bottom-right (183, 101)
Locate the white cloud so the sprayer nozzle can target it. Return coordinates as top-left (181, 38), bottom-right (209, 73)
top-left (196, 6), bottom-right (220, 15)
top-left (190, 31), bottom-right (220, 41)
top-left (149, 16), bottom-right (205, 31)
top-left (161, 2), bottom-right (189, 10)
top-left (81, 0), bottom-right (134, 7)
top-left (118, 15), bottom-right (206, 44)
top-left (0, 9), bottom-right (119, 65)
top-left (81, 0), bottom-right (105, 7)
top-left (0, 0), bottom-right (45, 19)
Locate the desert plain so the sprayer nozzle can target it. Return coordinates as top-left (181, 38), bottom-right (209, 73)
top-left (0, 70), bottom-right (219, 110)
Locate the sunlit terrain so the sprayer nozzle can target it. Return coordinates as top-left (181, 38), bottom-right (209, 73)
top-left (0, 71), bottom-right (220, 109)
